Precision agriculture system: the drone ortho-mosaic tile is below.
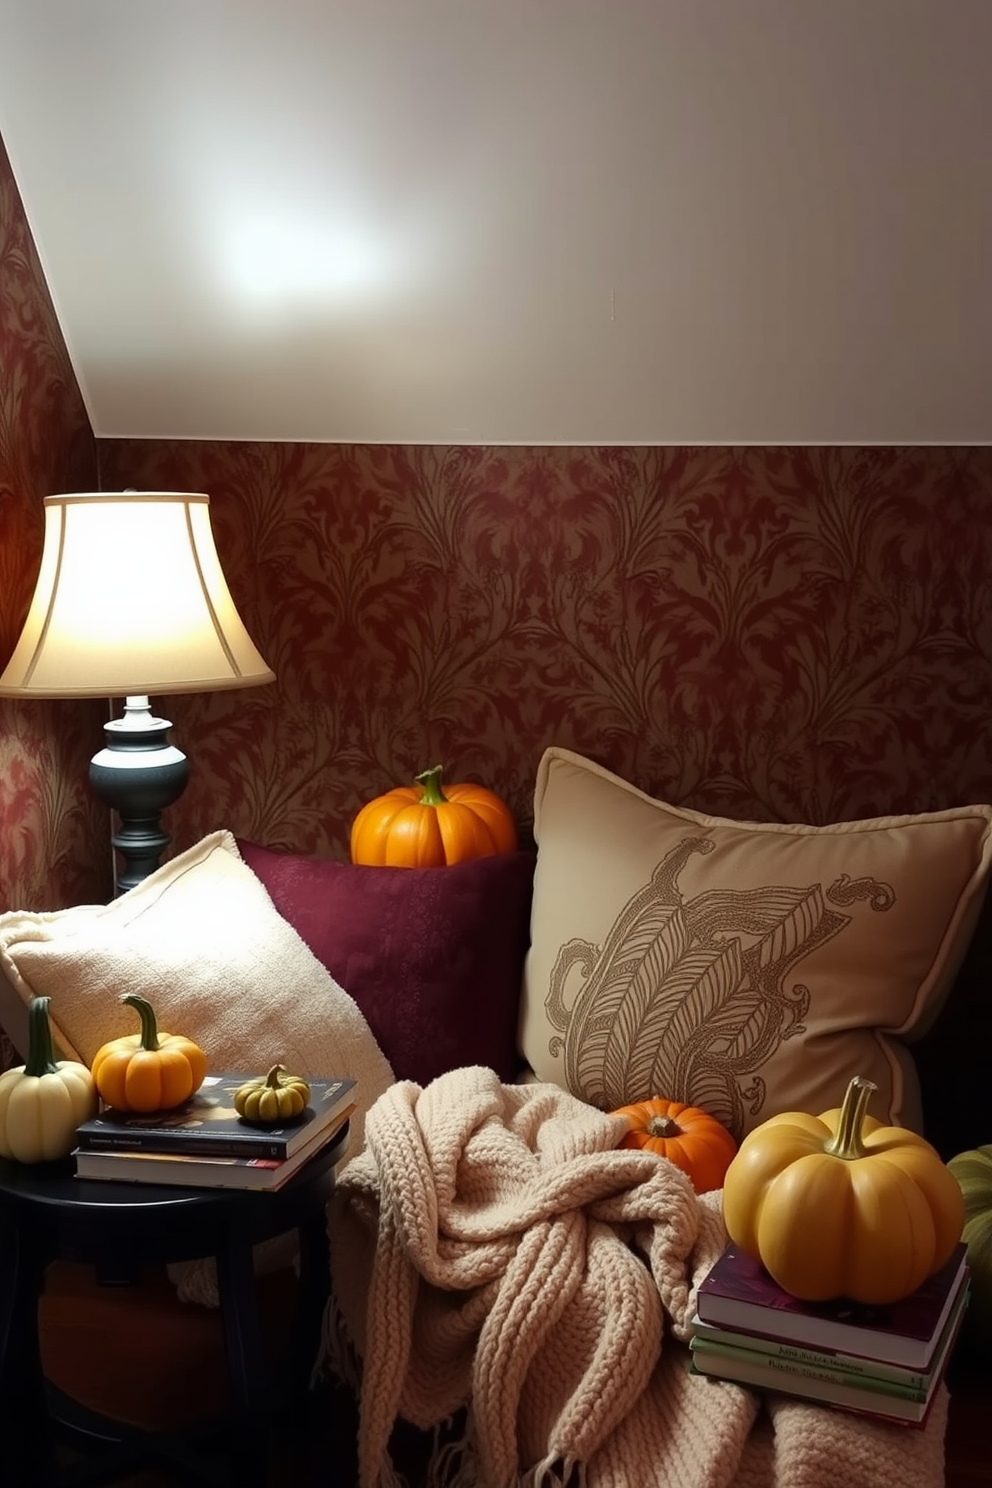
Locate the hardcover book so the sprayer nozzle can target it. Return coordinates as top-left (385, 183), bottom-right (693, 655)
top-left (690, 1276), bottom-right (969, 1407)
top-left (695, 1241), bottom-right (970, 1370)
top-left (73, 1105), bottom-right (353, 1191)
top-left (689, 1271), bottom-right (971, 1394)
top-left (688, 1288), bottom-right (969, 1430)
top-left (75, 1071), bottom-right (356, 1161)
top-left (690, 1330), bottom-right (929, 1404)
top-left (688, 1349), bottom-right (941, 1426)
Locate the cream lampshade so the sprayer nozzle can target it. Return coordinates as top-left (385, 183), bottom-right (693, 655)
top-left (0, 491), bottom-right (275, 891)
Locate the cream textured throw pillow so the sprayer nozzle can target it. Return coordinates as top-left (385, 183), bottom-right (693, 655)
top-left (0, 829), bottom-right (395, 1165)
top-left (519, 748), bottom-right (992, 1140)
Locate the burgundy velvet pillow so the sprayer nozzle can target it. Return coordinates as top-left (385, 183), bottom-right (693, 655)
top-left (236, 841), bottom-right (535, 1087)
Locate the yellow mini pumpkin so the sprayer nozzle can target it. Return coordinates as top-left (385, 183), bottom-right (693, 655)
top-left (610, 1096), bottom-right (737, 1194)
top-left (91, 993), bottom-right (207, 1113)
top-left (234, 1065), bottom-right (311, 1124)
top-left (722, 1075), bottom-right (964, 1304)
top-left (351, 765), bottom-right (517, 868)
top-left (0, 996), bottom-right (97, 1163)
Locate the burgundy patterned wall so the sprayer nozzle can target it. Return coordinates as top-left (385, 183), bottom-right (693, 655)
top-left (98, 440), bottom-right (992, 866)
top-left (0, 135), bottom-right (107, 913)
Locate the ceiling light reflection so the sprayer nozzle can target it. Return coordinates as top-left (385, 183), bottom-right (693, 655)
top-left (216, 212), bottom-right (407, 316)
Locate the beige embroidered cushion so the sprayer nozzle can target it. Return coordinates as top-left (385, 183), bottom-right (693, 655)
top-left (519, 747), bottom-right (992, 1140)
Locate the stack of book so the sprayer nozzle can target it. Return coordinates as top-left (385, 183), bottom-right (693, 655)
top-left (690, 1240), bottom-right (970, 1426)
top-left (73, 1072), bottom-right (356, 1192)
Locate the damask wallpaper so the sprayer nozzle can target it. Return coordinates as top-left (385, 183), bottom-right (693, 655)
top-left (97, 440), bottom-right (992, 875)
top-left (3, 130), bottom-right (992, 927)
top-left (0, 134), bottom-right (105, 915)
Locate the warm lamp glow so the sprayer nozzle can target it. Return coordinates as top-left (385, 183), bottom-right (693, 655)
top-left (0, 491), bottom-right (274, 697)
top-left (0, 490), bottom-right (275, 893)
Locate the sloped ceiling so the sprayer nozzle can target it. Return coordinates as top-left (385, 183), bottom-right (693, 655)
top-left (0, 0), bottom-right (990, 445)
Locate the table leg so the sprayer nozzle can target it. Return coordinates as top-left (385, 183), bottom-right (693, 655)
top-left (290, 1208), bottom-right (331, 1408)
top-left (216, 1232), bottom-right (269, 1488)
top-left (0, 1223), bottom-right (56, 1482)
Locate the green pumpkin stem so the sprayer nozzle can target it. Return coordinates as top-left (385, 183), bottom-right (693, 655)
top-left (122, 992), bottom-right (161, 1052)
top-left (415, 765), bottom-right (449, 807)
top-left (264, 1064), bottom-right (287, 1088)
top-left (24, 995), bottom-right (60, 1078)
top-left (824, 1075), bottom-right (877, 1161)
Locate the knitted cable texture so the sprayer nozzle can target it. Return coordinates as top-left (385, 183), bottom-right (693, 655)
top-left (327, 1066), bottom-right (947, 1488)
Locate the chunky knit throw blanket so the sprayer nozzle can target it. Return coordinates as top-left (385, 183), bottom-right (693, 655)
top-left (327, 1066), bottom-right (947, 1488)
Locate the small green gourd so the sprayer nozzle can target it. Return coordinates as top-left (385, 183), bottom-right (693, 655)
top-left (234, 1064), bottom-right (311, 1125)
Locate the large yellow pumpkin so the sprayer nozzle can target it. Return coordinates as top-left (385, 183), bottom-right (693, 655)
top-left (722, 1075), bottom-right (964, 1304)
top-left (351, 765), bottom-right (517, 868)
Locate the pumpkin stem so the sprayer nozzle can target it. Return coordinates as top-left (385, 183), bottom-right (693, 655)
top-left (646, 1115), bottom-right (683, 1139)
top-left (415, 765), bottom-right (449, 807)
top-left (264, 1064), bottom-right (287, 1088)
top-left (824, 1075), bottom-right (877, 1161)
top-left (24, 995), bottom-right (60, 1078)
top-left (122, 992), bottom-right (161, 1052)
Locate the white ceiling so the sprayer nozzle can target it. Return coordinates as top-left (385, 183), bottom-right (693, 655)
top-left (1, 0), bottom-right (990, 445)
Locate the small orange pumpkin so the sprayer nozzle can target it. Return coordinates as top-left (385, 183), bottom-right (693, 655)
top-left (611, 1096), bottom-right (738, 1194)
top-left (91, 993), bottom-right (207, 1113)
top-left (351, 765), bottom-right (517, 868)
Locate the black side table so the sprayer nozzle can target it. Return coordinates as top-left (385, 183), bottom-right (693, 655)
top-left (0, 1124), bottom-right (348, 1488)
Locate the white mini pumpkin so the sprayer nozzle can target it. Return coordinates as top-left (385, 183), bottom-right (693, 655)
top-left (0, 996), bottom-right (97, 1163)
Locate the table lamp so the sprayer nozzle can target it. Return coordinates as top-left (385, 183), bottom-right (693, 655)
top-left (0, 490), bottom-right (275, 892)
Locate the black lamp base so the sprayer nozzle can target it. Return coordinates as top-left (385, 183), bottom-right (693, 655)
top-left (89, 697), bottom-right (189, 895)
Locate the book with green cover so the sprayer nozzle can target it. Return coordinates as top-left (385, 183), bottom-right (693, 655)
top-left (688, 1341), bottom-right (943, 1427)
top-left (689, 1273), bottom-right (971, 1394)
top-left (689, 1273), bottom-right (970, 1426)
top-left (75, 1071), bottom-right (356, 1161)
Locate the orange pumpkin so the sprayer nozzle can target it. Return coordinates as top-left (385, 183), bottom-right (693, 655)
top-left (611, 1096), bottom-right (738, 1194)
top-left (351, 765), bottom-right (517, 868)
top-left (91, 994), bottom-right (207, 1113)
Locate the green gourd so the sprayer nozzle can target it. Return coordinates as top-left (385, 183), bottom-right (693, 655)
top-left (948, 1144), bottom-right (992, 1360)
top-left (234, 1064), bottom-right (311, 1124)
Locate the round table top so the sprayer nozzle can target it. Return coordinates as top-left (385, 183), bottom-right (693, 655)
top-left (0, 1123), bottom-right (348, 1261)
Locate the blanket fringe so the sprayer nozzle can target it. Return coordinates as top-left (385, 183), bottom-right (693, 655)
top-left (424, 1419), bottom-right (584, 1488)
top-left (519, 1455), bottom-right (584, 1488)
top-left (426, 1427), bottom-right (475, 1488)
top-left (380, 1458), bottom-right (411, 1488)
top-left (312, 1286), bottom-right (362, 1394)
